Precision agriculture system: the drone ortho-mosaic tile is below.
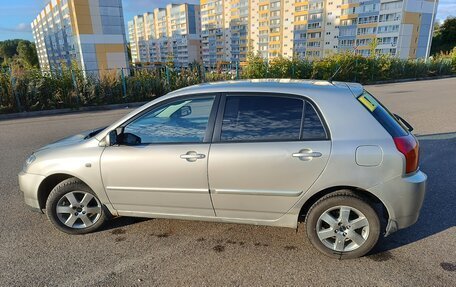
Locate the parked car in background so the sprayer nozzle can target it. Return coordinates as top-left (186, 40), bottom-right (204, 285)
top-left (19, 79), bottom-right (426, 259)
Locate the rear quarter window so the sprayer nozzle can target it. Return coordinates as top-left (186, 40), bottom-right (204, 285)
top-left (357, 90), bottom-right (408, 137)
top-left (302, 102), bottom-right (328, 140)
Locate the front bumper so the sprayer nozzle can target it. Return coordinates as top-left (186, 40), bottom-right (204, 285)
top-left (368, 170), bottom-right (427, 236)
top-left (18, 171), bottom-right (45, 212)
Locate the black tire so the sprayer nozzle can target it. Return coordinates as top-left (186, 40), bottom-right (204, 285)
top-left (305, 190), bottom-right (380, 259)
top-left (46, 177), bottom-right (107, 235)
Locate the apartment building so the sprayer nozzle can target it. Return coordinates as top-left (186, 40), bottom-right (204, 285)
top-left (200, 0), bottom-right (250, 68)
top-left (31, 0), bottom-right (129, 77)
top-left (336, 0), bottom-right (437, 59)
top-left (200, 0), bottom-right (437, 66)
top-left (128, 4), bottom-right (202, 68)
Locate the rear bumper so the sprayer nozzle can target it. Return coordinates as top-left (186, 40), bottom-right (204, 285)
top-left (18, 171), bottom-right (45, 212)
top-left (368, 170), bottom-right (427, 236)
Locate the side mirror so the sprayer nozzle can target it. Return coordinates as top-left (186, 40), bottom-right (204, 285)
top-left (120, 133), bottom-right (141, 145)
top-left (180, 105), bottom-right (192, 117)
top-left (108, 130), bottom-right (118, 146)
top-left (171, 105), bottom-right (192, 118)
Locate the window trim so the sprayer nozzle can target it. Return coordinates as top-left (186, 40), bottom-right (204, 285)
top-left (212, 92), bottom-right (330, 144)
top-left (116, 93), bottom-right (221, 145)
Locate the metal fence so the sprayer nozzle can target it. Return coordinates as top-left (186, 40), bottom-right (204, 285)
top-left (0, 56), bottom-right (454, 114)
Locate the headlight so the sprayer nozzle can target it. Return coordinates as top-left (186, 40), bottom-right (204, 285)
top-left (23, 154), bottom-right (36, 171)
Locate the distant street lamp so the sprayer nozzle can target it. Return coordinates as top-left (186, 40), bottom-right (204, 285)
top-left (425, 0), bottom-right (439, 62)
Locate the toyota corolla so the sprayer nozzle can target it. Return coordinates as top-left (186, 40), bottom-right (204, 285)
top-left (19, 79), bottom-right (426, 259)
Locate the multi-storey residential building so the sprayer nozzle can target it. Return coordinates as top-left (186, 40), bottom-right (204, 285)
top-left (31, 0), bottom-right (129, 77)
top-left (200, 0), bottom-right (253, 68)
top-left (200, 0), bottom-right (437, 66)
top-left (128, 4), bottom-right (202, 68)
top-left (129, 13), bottom-right (156, 64)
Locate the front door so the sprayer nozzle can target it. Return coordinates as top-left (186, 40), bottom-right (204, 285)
top-left (100, 95), bottom-right (218, 217)
top-left (209, 94), bottom-right (331, 220)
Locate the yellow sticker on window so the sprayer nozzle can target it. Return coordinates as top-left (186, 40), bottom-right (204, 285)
top-left (358, 94), bottom-right (378, 112)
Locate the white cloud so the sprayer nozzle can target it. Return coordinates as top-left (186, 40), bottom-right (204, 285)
top-left (0, 23), bottom-right (32, 33)
top-left (15, 23), bottom-right (32, 32)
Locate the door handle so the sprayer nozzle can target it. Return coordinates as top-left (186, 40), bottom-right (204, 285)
top-left (292, 149), bottom-right (322, 161)
top-left (180, 151), bottom-right (206, 162)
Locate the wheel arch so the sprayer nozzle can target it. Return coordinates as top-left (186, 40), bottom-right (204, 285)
top-left (298, 186), bottom-right (389, 224)
top-left (37, 174), bottom-right (87, 210)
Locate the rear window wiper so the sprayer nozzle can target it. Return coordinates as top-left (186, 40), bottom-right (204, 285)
top-left (394, 114), bottom-right (414, 132)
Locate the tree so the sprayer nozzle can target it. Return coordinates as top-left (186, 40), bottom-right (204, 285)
top-left (0, 39), bottom-right (39, 67)
top-left (368, 38), bottom-right (379, 57)
top-left (126, 43), bottom-right (132, 62)
top-left (17, 41), bottom-right (39, 67)
top-left (0, 39), bottom-right (21, 61)
top-left (431, 17), bottom-right (456, 55)
top-left (166, 53), bottom-right (174, 68)
top-left (242, 52), bottom-right (268, 78)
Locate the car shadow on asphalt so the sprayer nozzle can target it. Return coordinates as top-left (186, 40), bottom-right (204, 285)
top-left (96, 216), bottom-right (152, 233)
top-left (372, 132), bottom-right (456, 255)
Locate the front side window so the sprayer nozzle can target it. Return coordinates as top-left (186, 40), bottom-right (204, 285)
top-left (220, 95), bottom-right (303, 142)
top-left (123, 96), bottom-right (215, 144)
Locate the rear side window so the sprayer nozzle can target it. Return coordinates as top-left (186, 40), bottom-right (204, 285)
top-left (302, 102), bottom-right (328, 140)
top-left (357, 90), bottom-right (408, 137)
top-left (221, 95), bottom-right (303, 141)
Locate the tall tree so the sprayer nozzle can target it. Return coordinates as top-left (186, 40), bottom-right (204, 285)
top-left (17, 41), bottom-right (39, 67)
top-left (0, 39), bottom-right (21, 61)
top-left (431, 17), bottom-right (456, 55)
top-left (439, 17), bottom-right (456, 44)
top-left (0, 39), bottom-right (39, 68)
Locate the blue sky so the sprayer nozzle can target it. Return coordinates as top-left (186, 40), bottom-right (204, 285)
top-left (0, 0), bottom-right (453, 41)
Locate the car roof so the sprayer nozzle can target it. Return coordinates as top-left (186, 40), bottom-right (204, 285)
top-left (170, 79), bottom-right (364, 98)
top-left (95, 79), bottom-right (364, 141)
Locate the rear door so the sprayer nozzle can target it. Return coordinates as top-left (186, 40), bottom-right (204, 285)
top-left (208, 93), bottom-right (331, 220)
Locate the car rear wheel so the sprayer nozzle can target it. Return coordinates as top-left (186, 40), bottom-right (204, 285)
top-left (305, 190), bottom-right (380, 259)
top-left (46, 178), bottom-right (107, 234)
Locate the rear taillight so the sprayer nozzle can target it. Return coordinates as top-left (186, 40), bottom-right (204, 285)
top-left (393, 134), bottom-right (419, 174)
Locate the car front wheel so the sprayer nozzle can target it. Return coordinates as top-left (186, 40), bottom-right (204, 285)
top-left (305, 190), bottom-right (380, 259)
top-left (46, 178), bottom-right (107, 234)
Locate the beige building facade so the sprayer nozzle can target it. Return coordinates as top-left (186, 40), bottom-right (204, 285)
top-left (128, 4), bottom-right (202, 68)
top-left (31, 0), bottom-right (129, 77)
top-left (200, 0), bottom-right (438, 67)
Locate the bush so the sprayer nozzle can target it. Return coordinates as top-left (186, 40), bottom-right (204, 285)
top-left (450, 47), bottom-right (456, 72)
top-left (0, 53), bottom-right (454, 114)
top-left (126, 69), bottom-right (166, 101)
top-left (241, 53), bottom-right (268, 78)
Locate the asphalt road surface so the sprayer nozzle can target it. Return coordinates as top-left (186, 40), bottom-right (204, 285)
top-left (0, 78), bottom-right (455, 286)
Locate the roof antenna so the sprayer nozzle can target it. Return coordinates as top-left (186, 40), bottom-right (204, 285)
top-left (328, 45), bottom-right (359, 84)
top-left (328, 65), bottom-right (342, 83)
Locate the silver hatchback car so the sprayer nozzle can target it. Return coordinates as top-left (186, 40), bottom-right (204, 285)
top-left (19, 79), bottom-right (426, 259)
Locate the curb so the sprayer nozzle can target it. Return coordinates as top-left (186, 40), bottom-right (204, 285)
top-left (366, 74), bottom-right (456, 85)
top-left (0, 101), bottom-right (148, 121)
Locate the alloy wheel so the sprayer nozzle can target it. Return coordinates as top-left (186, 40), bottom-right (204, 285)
top-left (316, 205), bottom-right (370, 252)
top-left (56, 191), bottom-right (102, 229)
